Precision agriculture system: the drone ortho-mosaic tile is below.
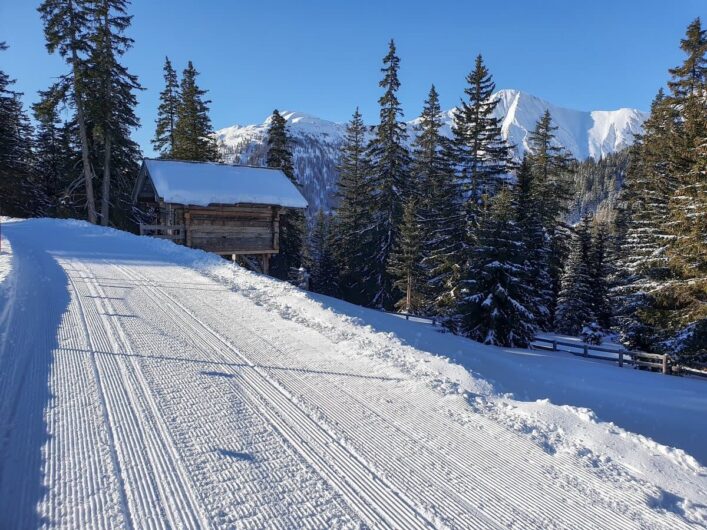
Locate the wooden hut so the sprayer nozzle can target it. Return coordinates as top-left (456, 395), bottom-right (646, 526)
top-left (132, 159), bottom-right (308, 274)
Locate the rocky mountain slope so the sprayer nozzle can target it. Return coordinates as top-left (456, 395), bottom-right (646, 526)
top-left (215, 90), bottom-right (647, 214)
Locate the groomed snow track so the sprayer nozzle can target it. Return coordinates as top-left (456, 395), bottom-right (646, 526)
top-left (0, 219), bottom-right (701, 529)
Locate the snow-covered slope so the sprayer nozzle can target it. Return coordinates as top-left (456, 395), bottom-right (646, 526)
top-left (216, 91), bottom-right (647, 213)
top-left (0, 218), bottom-right (705, 528)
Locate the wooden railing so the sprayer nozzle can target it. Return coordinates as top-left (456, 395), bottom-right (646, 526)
top-left (531, 337), bottom-right (671, 374)
top-left (139, 224), bottom-right (186, 241)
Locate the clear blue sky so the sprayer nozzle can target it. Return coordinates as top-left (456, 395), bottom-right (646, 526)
top-left (1, 0), bottom-right (705, 156)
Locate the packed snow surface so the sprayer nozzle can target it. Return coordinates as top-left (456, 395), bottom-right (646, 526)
top-left (143, 158), bottom-right (308, 208)
top-left (0, 218), bottom-right (705, 529)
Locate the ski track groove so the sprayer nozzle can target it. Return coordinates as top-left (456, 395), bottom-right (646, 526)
top-left (112, 261), bottom-right (683, 530)
top-left (67, 261), bottom-right (210, 529)
top-left (70, 262), bottom-right (366, 528)
top-left (48, 277), bottom-right (126, 529)
top-left (73, 260), bottom-right (213, 530)
top-left (201, 277), bottom-right (680, 529)
top-left (237, 314), bottom-right (673, 528)
top-left (0, 225), bottom-right (694, 530)
top-left (111, 262), bottom-right (432, 530)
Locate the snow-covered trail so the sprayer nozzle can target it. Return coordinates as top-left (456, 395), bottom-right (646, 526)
top-left (0, 219), bottom-right (704, 529)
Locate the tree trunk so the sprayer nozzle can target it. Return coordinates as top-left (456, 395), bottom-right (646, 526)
top-left (406, 274), bottom-right (412, 313)
top-left (71, 53), bottom-right (98, 224)
top-left (100, 134), bottom-right (111, 226)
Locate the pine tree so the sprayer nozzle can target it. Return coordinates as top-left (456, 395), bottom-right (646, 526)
top-left (38, 0), bottom-right (99, 223)
top-left (307, 210), bottom-right (339, 297)
top-left (452, 54), bottom-right (513, 208)
top-left (172, 61), bottom-right (218, 162)
top-left (454, 186), bottom-right (536, 347)
top-left (663, 18), bottom-right (707, 357)
top-left (555, 215), bottom-right (596, 335)
top-left (85, 0), bottom-right (142, 227)
top-left (266, 110), bottom-right (295, 178)
top-left (515, 156), bottom-right (553, 328)
top-left (589, 222), bottom-right (612, 329)
top-left (388, 199), bottom-right (425, 313)
top-left (613, 92), bottom-right (678, 349)
top-left (412, 86), bottom-right (463, 314)
top-left (525, 110), bottom-right (575, 324)
top-left (365, 40), bottom-right (411, 308)
top-left (526, 110), bottom-right (575, 230)
top-left (152, 57), bottom-right (179, 158)
top-left (334, 108), bottom-right (376, 305)
top-left (667, 18), bottom-right (706, 100)
top-left (267, 109), bottom-right (304, 279)
top-left (32, 86), bottom-right (75, 215)
top-left (0, 43), bottom-right (41, 217)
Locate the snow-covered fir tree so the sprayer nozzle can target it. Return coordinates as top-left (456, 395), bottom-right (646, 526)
top-left (365, 40), bottom-right (411, 308)
top-left (589, 218), bottom-right (613, 330)
top-left (555, 215), bottom-right (596, 335)
top-left (452, 54), bottom-right (513, 209)
top-left (267, 109), bottom-right (305, 280)
top-left (612, 91), bottom-right (678, 350)
top-left (334, 108), bottom-right (376, 305)
top-left (410, 86), bottom-right (462, 314)
top-left (172, 61), bottom-right (218, 162)
top-left (525, 110), bottom-right (575, 324)
top-left (152, 56), bottom-right (179, 158)
top-left (388, 199), bottom-right (425, 314)
top-left (454, 186), bottom-right (536, 347)
top-left (515, 156), bottom-right (553, 329)
top-left (589, 222), bottom-right (612, 330)
top-left (663, 18), bottom-right (707, 359)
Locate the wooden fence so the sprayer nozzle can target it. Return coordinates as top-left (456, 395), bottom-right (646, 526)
top-left (531, 337), bottom-right (672, 374)
top-left (378, 312), bottom-right (707, 379)
top-left (139, 224), bottom-right (186, 241)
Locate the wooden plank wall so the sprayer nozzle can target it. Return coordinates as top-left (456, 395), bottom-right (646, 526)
top-left (177, 205), bottom-right (281, 255)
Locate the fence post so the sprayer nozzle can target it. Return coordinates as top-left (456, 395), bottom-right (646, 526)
top-left (662, 355), bottom-right (669, 375)
top-left (552, 340), bottom-right (557, 351)
top-left (618, 351), bottom-right (623, 368)
top-left (583, 344), bottom-right (588, 357)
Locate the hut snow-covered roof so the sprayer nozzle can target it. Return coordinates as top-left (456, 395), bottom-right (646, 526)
top-left (133, 159), bottom-right (308, 208)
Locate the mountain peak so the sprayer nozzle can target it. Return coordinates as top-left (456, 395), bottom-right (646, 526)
top-left (215, 89), bottom-right (647, 214)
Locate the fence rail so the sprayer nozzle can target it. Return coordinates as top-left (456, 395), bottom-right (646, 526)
top-left (361, 310), bottom-right (706, 380)
top-left (531, 337), bottom-right (671, 374)
top-left (139, 224), bottom-right (186, 241)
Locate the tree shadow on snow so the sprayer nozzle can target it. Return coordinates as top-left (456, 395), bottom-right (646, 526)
top-left (217, 448), bottom-right (255, 462)
top-left (0, 225), bottom-right (70, 528)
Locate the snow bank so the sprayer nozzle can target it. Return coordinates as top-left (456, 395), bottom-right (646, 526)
top-left (0, 219), bottom-right (16, 359)
top-left (0, 217), bottom-right (16, 295)
top-left (189, 254), bottom-right (707, 524)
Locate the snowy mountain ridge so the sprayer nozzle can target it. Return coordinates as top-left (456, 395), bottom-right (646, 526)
top-left (216, 90), bottom-right (648, 213)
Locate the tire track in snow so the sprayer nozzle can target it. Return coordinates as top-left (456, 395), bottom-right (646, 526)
top-left (113, 263), bottom-right (435, 530)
